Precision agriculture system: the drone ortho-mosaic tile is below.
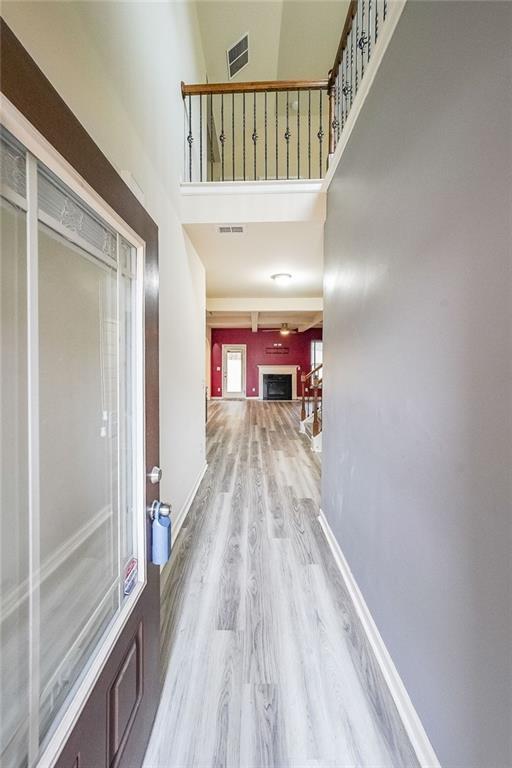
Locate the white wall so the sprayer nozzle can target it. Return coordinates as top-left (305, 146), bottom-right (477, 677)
top-left (2, 1), bottom-right (208, 524)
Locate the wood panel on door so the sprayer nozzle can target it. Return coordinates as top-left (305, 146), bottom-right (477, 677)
top-left (0, 20), bottom-right (161, 768)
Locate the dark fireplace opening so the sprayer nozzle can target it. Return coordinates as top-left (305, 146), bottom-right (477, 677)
top-left (263, 373), bottom-right (292, 401)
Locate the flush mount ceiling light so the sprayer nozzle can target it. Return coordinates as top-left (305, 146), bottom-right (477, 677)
top-left (271, 273), bottom-right (292, 286)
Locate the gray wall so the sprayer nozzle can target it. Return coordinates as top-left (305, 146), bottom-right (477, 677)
top-left (322, 3), bottom-right (512, 766)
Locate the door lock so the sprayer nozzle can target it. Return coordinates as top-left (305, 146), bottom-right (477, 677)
top-left (147, 466), bottom-right (162, 484)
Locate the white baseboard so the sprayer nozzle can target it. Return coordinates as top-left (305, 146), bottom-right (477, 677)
top-left (318, 509), bottom-right (440, 768)
top-left (172, 462), bottom-right (208, 545)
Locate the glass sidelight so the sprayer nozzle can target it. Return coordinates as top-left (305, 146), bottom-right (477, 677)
top-left (0, 128), bottom-right (144, 767)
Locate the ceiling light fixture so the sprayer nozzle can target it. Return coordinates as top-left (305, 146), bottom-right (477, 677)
top-left (271, 273), bottom-right (292, 286)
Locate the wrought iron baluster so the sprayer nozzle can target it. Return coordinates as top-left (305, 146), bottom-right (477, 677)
top-left (253, 91), bottom-right (257, 180)
top-left (308, 89), bottom-right (311, 179)
top-left (355, 2), bottom-right (359, 94)
top-left (275, 91), bottom-right (279, 180)
top-left (336, 69), bottom-right (341, 143)
top-left (338, 65), bottom-right (343, 139)
top-left (359, 0), bottom-right (366, 79)
top-left (187, 94), bottom-right (193, 182)
top-left (199, 95), bottom-right (203, 182)
top-left (243, 92), bottom-right (246, 181)
top-left (375, 0), bottom-right (379, 42)
top-left (232, 92), bottom-right (235, 181)
top-left (368, 0), bottom-right (372, 62)
top-left (285, 92), bottom-right (290, 180)
top-left (331, 76), bottom-right (339, 152)
top-left (209, 94), bottom-right (213, 181)
top-left (297, 90), bottom-right (300, 179)
top-left (318, 90), bottom-right (323, 177)
top-left (345, 40), bottom-right (352, 115)
top-left (384, 0), bottom-right (387, 22)
top-left (350, 18), bottom-right (355, 109)
top-left (220, 93), bottom-right (225, 181)
top-left (264, 91), bottom-right (268, 180)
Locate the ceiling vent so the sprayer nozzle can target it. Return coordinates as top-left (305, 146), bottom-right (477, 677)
top-left (227, 34), bottom-right (249, 80)
top-left (216, 224), bottom-right (246, 235)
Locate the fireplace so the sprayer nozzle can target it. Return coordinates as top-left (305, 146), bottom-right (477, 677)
top-left (263, 373), bottom-right (292, 401)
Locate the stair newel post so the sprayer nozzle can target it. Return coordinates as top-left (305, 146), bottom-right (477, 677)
top-left (300, 373), bottom-right (307, 421)
top-left (312, 374), bottom-right (320, 437)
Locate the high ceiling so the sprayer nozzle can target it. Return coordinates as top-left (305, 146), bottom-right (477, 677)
top-left (191, 1), bottom-right (339, 326)
top-left (195, 1), bottom-right (350, 84)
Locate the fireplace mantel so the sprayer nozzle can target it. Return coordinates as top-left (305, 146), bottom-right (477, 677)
top-left (257, 365), bottom-right (299, 400)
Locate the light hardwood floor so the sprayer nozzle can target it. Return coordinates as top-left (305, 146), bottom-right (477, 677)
top-left (143, 401), bottom-right (419, 768)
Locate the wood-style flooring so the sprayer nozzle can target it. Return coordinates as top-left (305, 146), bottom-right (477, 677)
top-left (143, 400), bottom-right (419, 768)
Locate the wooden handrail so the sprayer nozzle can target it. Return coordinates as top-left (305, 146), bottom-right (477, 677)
top-left (181, 79), bottom-right (329, 97)
top-left (328, 0), bottom-right (358, 88)
top-left (303, 363), bottom-right (323, 381)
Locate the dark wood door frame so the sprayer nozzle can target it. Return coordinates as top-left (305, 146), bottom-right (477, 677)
top-left (1, 19), bottom-right (160, 768)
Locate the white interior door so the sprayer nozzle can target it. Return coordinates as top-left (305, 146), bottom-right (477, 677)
top-left (222, 345), bottom-right (246, 399)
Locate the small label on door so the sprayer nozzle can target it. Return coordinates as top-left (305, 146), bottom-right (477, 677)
top-left (123, 558), bottom-right (138, 596)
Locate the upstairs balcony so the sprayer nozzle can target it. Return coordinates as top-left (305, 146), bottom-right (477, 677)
top-left (181, 0), bottom-right (398, 185)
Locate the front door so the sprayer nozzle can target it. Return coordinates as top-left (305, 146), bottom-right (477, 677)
top-left (1, 23), bottom-right (161, 768)
top-left (222, 344), bottom-right (246, 399)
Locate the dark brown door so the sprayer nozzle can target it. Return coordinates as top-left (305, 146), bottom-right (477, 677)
top-left (1, 20), bottom-right (161, 768)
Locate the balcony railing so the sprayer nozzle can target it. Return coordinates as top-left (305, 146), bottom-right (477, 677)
top-left (182, 0), bottom-right (388, 183)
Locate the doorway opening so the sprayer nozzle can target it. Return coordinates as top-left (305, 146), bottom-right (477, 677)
top-left (221, 344), bottom-right (246, 398)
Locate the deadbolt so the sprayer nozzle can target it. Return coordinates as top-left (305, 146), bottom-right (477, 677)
top-left (148, 466), bottom-right (162, 484)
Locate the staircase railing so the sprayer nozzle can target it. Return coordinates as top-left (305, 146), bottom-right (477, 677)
top-left (301, 363), bottom-right (323, 427)
top-left (328, 0), bottom-right (389, 157)
top-left (182, 0), bottom-right (392, 184)
top-left (181, 79), bottom-right (329, 182)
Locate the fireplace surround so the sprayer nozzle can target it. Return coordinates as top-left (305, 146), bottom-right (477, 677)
top-left (257, 365), bottom-right (298, 399)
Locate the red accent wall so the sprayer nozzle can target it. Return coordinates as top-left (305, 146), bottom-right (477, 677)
top-left (211, 327), bottom-right (322, 398)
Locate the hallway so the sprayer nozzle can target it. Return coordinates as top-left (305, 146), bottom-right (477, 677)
top-left (143, 401), bottom-right (418, 768)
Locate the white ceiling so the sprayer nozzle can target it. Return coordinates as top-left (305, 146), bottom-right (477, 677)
top-left (195, 1), bottom-right (351, 83)
top-left (185, 220), bottom-right (323, 298)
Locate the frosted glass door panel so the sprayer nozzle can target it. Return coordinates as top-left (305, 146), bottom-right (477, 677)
top-left (37, 224), bottom-right (120, 745)
top-left (226, 351), bottom-right (243, 393)
top-left (0, 197), bottom-right (29, 768)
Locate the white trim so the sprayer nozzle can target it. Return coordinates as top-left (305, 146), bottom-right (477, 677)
top-left (322, 0), bottom-right (407, 192)
top-left (171, 462), bottom-right (208, 546)
top-left (317, 509), bottom-right (441, 768)
top-left (26, 150), bottom-right (41, 765)
top-left (257, 364), bottom-right (299, 400)
top-left (181, 179), bottom-right (323, 196)
top-left (222, 344), bottom-right (247, 398)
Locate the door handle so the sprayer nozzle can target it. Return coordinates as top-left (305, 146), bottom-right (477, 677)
top-left (149, 500), bottom-right (172, 519)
